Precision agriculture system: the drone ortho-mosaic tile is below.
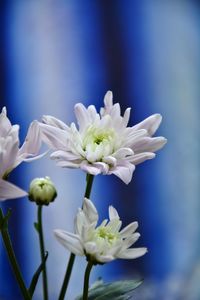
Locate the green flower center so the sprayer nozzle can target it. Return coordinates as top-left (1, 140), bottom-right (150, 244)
top-left (93, 133), bottom-right (111, 145)
top-left (83, 127), bottom-right (115, 150)
top-left (96, 227), bottom-right (118, 244)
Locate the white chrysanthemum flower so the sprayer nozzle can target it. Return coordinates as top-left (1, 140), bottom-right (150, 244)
top-left (40, 91), bottom-right (167, 184)
top-left (0, 107), bottom-right (42, 201)
top-left (54, 198), bottom-right (147, 264)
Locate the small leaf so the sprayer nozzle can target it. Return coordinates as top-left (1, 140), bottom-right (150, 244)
top-left (28, 251), bottom-right (48, 297)
top-left (75, 279), bottom-right (143, 300)
top-left (34, 222), bottom-right (39, 232)
top-left (92, 280), bottom-right (142, 300)
top-left (90, 278), bottom-right (104, 290)
top-left (0, 209), bottom-right (12, 231)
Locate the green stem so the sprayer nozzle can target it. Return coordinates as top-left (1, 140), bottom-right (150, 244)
top-left (37, 205), bottom-right (48, 300)
top-left (0, 208), bottom-right (31, 300)
top-left (82, 261), bottom-right (93, 300)
top-left (58, 252), bottom-right (75, 300)
top-left (58, 174), bottom-right (94, 300)
top-left (84, 174), bottom-right (94, 199)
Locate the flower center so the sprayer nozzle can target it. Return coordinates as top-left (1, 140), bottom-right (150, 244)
top-left (83, 127), bottom-right (115, 146)
top-left (93, 134), bottom-right (107, 145)
top-left (96, 227), bottom-right (118, 244)
top-left (82, 126), bottom-right (116, 159)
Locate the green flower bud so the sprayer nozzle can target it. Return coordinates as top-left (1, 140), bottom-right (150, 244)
top-left (29, 177), bottom-right (57, 205)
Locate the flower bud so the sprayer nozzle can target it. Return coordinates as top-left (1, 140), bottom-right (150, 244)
top-left (29, 177), bottom-right (57, 205)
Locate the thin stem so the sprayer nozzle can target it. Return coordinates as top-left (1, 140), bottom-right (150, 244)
top-left (37, 205), bottom-right (48, 300)
top-left (84, 174), bottom-right (94, 199)
top-left (58, 174), bottom-right (94, 300)
top-left (58, 253), bottom-right (75, 300)
top-left (82, 261), bottom-right (93, 300)
top-left (0, 208), bottom-right (31, 300)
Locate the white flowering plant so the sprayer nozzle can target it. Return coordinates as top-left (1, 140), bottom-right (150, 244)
top-left (0, 92), bottom-right (166, 300)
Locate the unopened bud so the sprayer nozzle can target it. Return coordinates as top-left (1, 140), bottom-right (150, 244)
top-left (29, 177), bottom-right (57, 205)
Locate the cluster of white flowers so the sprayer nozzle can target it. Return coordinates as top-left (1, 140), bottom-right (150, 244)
top-left (0, 91), bottom-right (167, 266)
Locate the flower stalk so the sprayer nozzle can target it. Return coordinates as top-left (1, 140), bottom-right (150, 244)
top-left (58, 174), bottom-right (94, 300)
top-left (84, 174), bottom-right (94, 200)
top-left (37, 205), bottom-right (48, 300)
top-left (0, 208), bottom-right (31, 300)
top-left (58, 252), bottom-right (75, 300)
top-left (82, 261), bottom-right (93, 300)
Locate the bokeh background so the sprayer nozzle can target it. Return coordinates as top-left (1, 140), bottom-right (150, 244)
top-left (0, 1), bottom-right (200, 299)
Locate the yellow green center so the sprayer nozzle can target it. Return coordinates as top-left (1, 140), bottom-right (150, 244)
top-left (93, 132), bottom-right (111, 145)
top-left (97, 227), bottom-right (118, 244)
top-left (83, 126), bottom-right (115, 151)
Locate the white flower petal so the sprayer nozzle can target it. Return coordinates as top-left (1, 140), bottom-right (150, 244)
top-left (87, 105), bottom-right (100, 123)
top-left (99, 219), bottom-right (108, 227)
top-left (55, 161), bottom-right (80, 168)
top-left (107, 218), bottom-right (122, 233)
top-left (22, 151), bottom-right (48, 163)
top-left (74, 209), bottom-right (84, 235)
top-left (84, 242), bottom-right (97, 255)
top-left (81, 224), bottom-right (90, 242)
top-left (104, 91), bottom-right (113, 110)
top-left (110, 163), bottom-right (135, 184)
top-left (107, 244), bottom-right (124, 256)
top-left (54, 229), bottom-right (84, 256)
top-left (85, 148), bottom-right (98, 163)
top-left (51, 150), bottom-right (80, 161)
top-left (109, 206), bottom-right (120, 220)
top-left (39, 123), bottom-right (67, 150)
top-left (74, 103), bottom-right (90, 132)
top-left (42, 115), bottom-right (70, 131)
top-left (113, 148), bottom-right (134, 159)
top-left (131, 152), bottom-right (155, 165)
top-left (121, 233), bottom-right (141, 249)
top-left (117, 247), bottom-right (147, 259)
top-left (80, 161), bottom-right (101, 175)
top-left (83, 198), bottom-right (98, 224)
top-left (110, 103), bottom-right (121, 119)
top-left (120, 222), bottom-right (138, 238)
top-left (103, 156), bottom-right (117, 167)
top-left (93, 162), bottom-right (109, 174)
top-left (18, 121), bottom-right (42, 159)
top-left (132, 114), bottom-right (162, 136)
top-left (0, 137), bottom-right (19, 177)
top-left (95, 254), bottom-right (115, 263)
top-left (0, 179), bottom-right (27, 201)
top-left (132, 137), bottom-right (167, 153)
top-left (123, 107), bottom-right (131, 127)
top-left (123, 129), bottom-right (147, 148)
top-left (0, 107), bottom-right (12, 136)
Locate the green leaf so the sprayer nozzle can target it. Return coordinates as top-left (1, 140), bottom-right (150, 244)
top-left (34, 222), bottom-right (39, 232)
top-left (0, 209), bottom-right (12, 231)
top-left (76, 279), bottom-right (143, 300)
top-left (28, 251), bottom-right (48, 297)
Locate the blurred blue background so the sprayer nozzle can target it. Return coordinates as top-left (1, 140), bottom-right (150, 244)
top-left (0, 1), bottom-right (200, 299)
